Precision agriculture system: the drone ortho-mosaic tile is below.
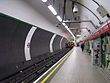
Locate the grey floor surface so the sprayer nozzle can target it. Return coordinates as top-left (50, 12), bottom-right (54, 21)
top-left (49, 47), bottom-right (110, 83)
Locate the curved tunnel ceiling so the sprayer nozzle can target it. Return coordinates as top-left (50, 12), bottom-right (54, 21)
top-left (25, 0), bottom-right (78, 40)
top-left (25, 0), bottom-right (110, 41)
top-left (74, 0), bottom-right (110, 41)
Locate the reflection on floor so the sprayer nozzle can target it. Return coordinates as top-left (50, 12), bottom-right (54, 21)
top-left (50, 47), bottom-right (110, 83)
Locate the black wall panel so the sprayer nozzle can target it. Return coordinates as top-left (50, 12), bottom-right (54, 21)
top-left (53, 35), bottom-right (62, 51)
top-left (0, 14), bottom-right (32, 80)
top-left (61, 38), bottom-right (68, 48)
top-left (0, 14), bottom-right (32, 66)
top-left (30, 28), bottom-right (53, 58)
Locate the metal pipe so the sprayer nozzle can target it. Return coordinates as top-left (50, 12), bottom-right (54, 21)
top-left (62, 0), bottom-right (66, 21)
top-left (92, 0), bottom-right (100, 7)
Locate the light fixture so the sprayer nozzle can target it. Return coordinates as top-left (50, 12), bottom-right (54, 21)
top-left (48, 5), bottom-right (57, 15)
top-left (65, 25), bottom-right (68, 29)
top-left (76, 34), bottom-right (81, 37)
top-left (64, 25), bottom-right (76, 39)
top-left (42, 0), bottom-right (47, 2)
top-left (56, 16), bottom-right (62, 22)
top-left (62, 23), bottom-right (66, 26)
top-left (73, 4), bottom-right (78, 13)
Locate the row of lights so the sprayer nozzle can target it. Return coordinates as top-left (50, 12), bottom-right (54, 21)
top-left (41, 0), bottom-right (75, 39)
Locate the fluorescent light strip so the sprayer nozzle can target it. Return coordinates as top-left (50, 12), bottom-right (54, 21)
top-left (62, 22), bottom-right (75, 39)
top-left (56, 16), bottom-right (62, 22)
top-left (64, 25), bottom-right (75, 39)
top-left (42, 0), bottom-right (47, 2)
top-left (48, 5), bottom-right (57, 15)
top-left (62, 23), bottom-right (66, 26)
top-left (77, 35), bottom-right (81, 37)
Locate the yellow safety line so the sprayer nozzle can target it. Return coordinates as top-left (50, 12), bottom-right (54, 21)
top-left (40, 55), bottom-right (68, 83)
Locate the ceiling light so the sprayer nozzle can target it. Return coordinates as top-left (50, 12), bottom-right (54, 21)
top-left (77, 35), bottom-right (81, 37)
top-left (65, 25), bottom-right (72, 34)
top-left (56, 16), bottom-right (62, 22)
top-left (65, 25), bottom-right (68, 29)
top-left (64, 25), bottom-right (76, 39)
top-left (62, 23), bottom-right (66, 26)
top-left (42, 0), bottom-right (47, 2)
top-left (48, 5), bottom-right (57, 15)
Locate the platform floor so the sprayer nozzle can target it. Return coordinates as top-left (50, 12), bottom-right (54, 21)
top-left (49, 47), bottom-right (110, 83)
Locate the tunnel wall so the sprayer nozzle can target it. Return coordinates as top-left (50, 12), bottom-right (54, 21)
top-left (53, 35), bottom-right (62, 51)
top-left (0, 13), bottom-right (69, 81)
top-left (30, 28), bottom-right (53, 58)
top-left (61, 38), bottom-right (68, 48)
